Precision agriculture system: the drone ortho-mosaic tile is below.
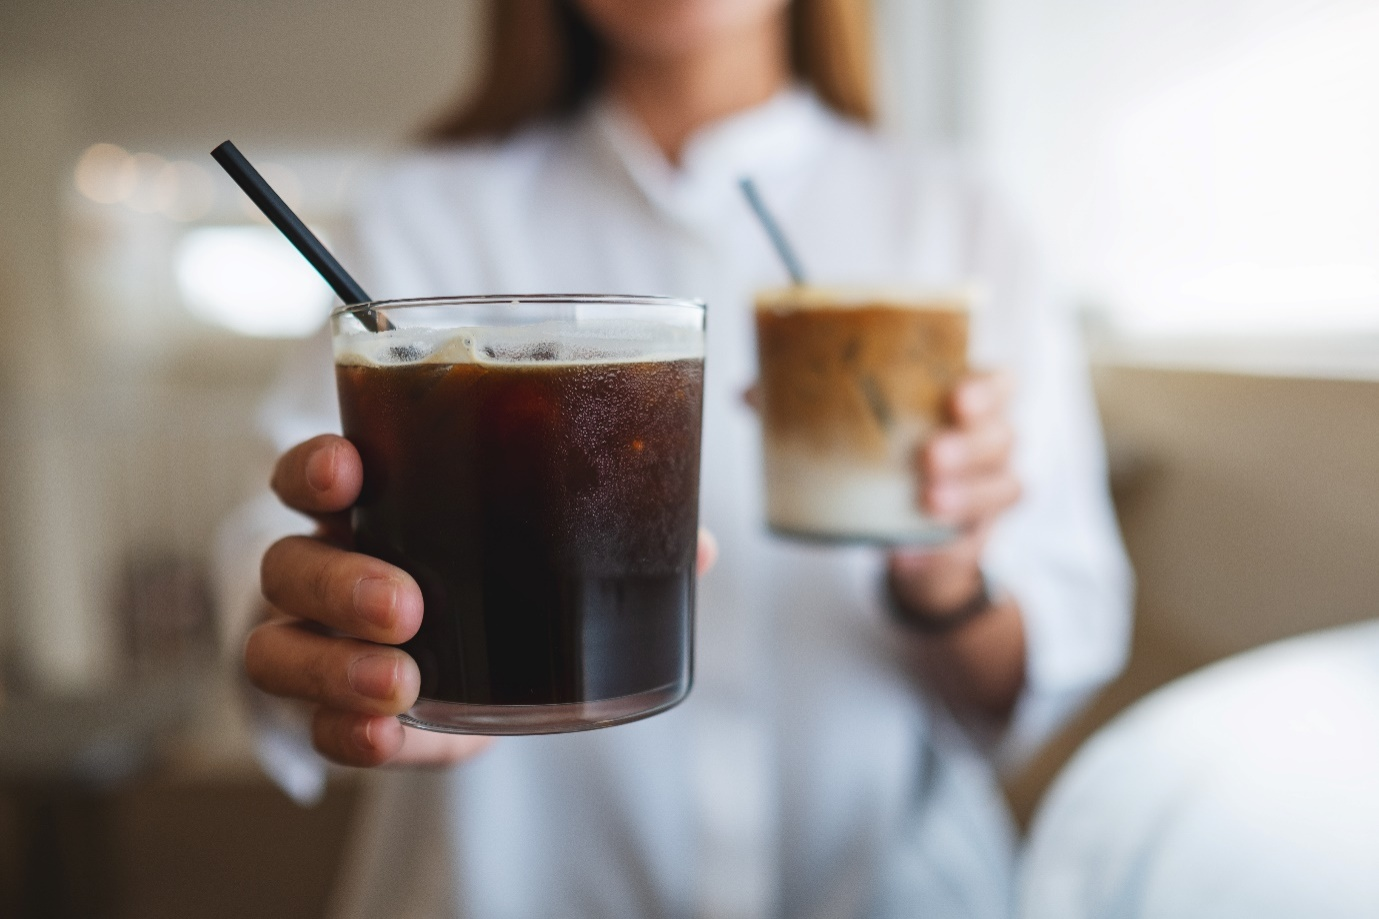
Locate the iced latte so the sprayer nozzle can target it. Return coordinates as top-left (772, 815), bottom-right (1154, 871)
top-left (754, 286), bottom-right (971, 544)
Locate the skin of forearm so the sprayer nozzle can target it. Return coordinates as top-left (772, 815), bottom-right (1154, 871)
top-left (911, 597), bottom-right (1027, 722)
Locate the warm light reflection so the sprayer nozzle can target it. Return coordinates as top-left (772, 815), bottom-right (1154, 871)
top-left (175, 226), bottom-right (333, 338)
top-left (74, 143), bottom-right (137, 204)
top-left (74, 146), bottom-right (219, 221)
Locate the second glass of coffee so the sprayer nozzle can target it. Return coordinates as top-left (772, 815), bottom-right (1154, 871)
top-left (754, 286), bottom-right (971, 545)
top-left (332, 295), bottom-right (706, 734)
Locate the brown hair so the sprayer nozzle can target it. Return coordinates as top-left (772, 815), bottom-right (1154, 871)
top-left (425, 0), bottom-right (874, 144)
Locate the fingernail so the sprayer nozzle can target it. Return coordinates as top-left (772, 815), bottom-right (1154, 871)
top-left (352, 717), bottom-right (375, 750)
top-left (354, 577), bottom-right (397, 629)
top-left (348, 654), bottom-right (399, 701)
top-left (931, 438), bottom-right (964, 471)
top-left (305, 443), bottom-right (337, 493)
top-left (696, 529), bottom-right (719, 576)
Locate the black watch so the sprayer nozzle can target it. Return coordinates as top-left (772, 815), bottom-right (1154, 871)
top-left (886, 568), bottom-right (999, 636)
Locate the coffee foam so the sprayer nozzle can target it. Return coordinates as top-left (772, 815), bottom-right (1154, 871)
top-left (336, 320), bottom-right (704, 368)
top-left (754, 284), bottom-right (976, 313)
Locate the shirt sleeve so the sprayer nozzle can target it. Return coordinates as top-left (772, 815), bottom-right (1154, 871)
top-left (210, 340), bottom-right (338, 805)
top-left (986, 286), bottom-right (1135, 769)
top-left (892, 164), bottom-right (1135, 769)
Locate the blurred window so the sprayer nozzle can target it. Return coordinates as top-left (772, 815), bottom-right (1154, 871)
top-left (973, 0), bottom-right (1379, 345)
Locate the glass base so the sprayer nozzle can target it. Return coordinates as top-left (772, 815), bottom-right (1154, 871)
top-left (399, 681), bottom-right (688, 736)
top-left (768, 521), bottom-right (958, 548)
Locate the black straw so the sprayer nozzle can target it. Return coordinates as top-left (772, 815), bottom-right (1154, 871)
top-left (738, 177), bottom-right (806, 285)
top-left (210, 140), bottom-right (386, 331)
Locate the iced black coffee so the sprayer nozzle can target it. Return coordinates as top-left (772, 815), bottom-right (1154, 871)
top-left (332, 295), bottom-right (705, 734)
top-left (754, 286), bottom-right (970, 544)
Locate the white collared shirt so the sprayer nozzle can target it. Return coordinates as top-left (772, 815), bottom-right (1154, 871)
top-left (221, 88), bottom-right (1133, 919)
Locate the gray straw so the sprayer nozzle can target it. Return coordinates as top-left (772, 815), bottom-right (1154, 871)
top-left (739, 177), bottom-right (807, 285)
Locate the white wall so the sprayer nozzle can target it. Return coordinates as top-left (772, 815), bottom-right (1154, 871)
top-left (0, 0), bottom-right (482, 149)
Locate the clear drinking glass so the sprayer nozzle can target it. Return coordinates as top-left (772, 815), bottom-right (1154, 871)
top-left (754, 286), bottom-right (971, 545)
top-left (332, 295), bottom-right (706, 734)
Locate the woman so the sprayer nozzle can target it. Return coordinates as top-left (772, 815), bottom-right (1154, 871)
top-left (231, 0), bottom-right (1133, 915)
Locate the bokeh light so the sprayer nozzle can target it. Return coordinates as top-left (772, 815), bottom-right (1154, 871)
top-left (74, 143), bottom-right (138, 204)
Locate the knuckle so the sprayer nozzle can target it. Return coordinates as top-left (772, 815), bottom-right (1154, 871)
top-left (242, 625), bottom-right (276, 692)
top-left (310, 708), bottom-right (345, 762)
top-left (301, 645), bottom-right (336, 704)
top-left (259, 540), bottom-right (291, 607)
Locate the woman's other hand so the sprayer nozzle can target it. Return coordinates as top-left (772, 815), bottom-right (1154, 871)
top-left (888, 371), bottom-right (1027, 720)
top-left (888, 371), bottom-right (1020, 614)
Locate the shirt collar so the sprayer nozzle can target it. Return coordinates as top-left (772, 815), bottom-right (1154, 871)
top-left (586, 85), bottom-right (836, 226)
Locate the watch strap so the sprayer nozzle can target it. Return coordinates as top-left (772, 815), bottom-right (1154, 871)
top-left (886, 568), bottom-right (998, 636)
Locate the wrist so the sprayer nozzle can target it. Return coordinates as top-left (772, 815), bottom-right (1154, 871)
top-left (886, 565), bottom-right (999, 636)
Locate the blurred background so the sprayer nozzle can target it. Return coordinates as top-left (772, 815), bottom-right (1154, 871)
top-left (1, 0), bottom-right (1376, 915)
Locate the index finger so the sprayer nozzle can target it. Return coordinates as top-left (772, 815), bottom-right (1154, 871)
top-left (950, 371), bottom-right (1014, 426)
top-left (271, 434), bottom-right (364, 517)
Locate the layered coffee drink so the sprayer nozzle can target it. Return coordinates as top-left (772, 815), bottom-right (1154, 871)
top-left (332, 296), bottom-right (705, 734)
top-left (754, 287), bottom-right (970, 544)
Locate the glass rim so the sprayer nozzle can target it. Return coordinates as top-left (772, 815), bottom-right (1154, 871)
top-left (332, 293), bottom-right (707, 319)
